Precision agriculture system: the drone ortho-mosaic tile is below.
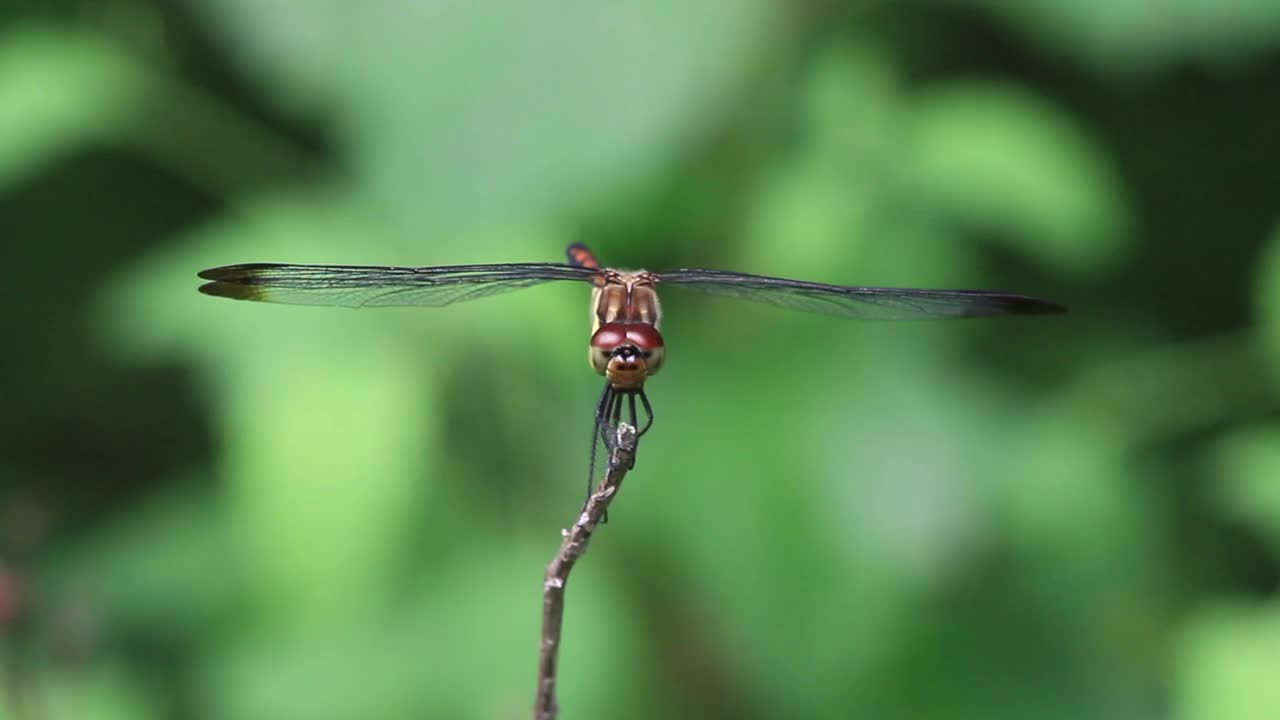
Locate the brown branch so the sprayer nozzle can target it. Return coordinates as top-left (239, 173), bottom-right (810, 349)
top-left (534, 423), bottom-right (638, 720)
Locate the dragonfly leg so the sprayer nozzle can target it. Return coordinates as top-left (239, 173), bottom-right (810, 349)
top-left (636, 387), bottom-right (654, 436)
top-left (587, 383), bottom-right (613, 505)
top-left (598, 387), bottom-right (619, 449)
top-left (626, 391), bottom-right (639, 434)
top-left (599, 387), bottom-right (626, 524)
top-left (594, 383), bottom-right (614, 444)
top-left (610, 388), bottom-right (623, 428)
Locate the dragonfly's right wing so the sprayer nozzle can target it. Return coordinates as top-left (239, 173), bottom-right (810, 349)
top-left (197, 262), bottom-right (600, 308)
top-left (654, 268), bottom-right (1066, 320)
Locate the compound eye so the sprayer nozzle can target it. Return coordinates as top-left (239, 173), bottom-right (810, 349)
top-left (590, 323), bottom-right (628, 351)
top-left (625, 325), bottom-right (664, 351)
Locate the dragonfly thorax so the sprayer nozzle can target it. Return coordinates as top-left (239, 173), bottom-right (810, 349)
top-left (589, 322), bottom-right (665, 388)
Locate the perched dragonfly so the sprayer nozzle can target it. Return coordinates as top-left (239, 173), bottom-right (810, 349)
top-left (199, 243), bottom-right (1065, 500)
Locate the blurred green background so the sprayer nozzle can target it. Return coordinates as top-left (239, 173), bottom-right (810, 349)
top-left (3, 1), bottom-right (1280, 718)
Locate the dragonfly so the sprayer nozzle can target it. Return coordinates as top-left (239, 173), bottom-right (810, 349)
top-left (199, 243), bottom-right (1066, 501)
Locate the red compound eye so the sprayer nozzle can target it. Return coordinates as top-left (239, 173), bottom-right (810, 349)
top-left (590, 323), bottom-right (629, 351)
top-left (625, 325), bottom-right (664, 351)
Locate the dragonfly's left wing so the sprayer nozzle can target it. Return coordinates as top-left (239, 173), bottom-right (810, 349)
top-left (198, 262), bottom-right (599, 308)
top-left (653, 268), bottom-right (1066, 320)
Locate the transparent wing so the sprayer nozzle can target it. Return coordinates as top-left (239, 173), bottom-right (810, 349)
top-left (197, 262), bottom-right (599, 308)
top-left (653, 268), bottom-right (1066, 320)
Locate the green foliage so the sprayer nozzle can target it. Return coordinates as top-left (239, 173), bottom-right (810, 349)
top-left (907, 82), bottom-right (1130, 273)
top-left (936, 0), bottom-right (1280, 70)
top-left (1174, 604), bottom-right (1280, 720)
top-left (0, 26), bottom-right (149, 189)
top-left (3, 1), bottom-right (1279, 719)
top-left (188, 0), bottom-right (769, 226)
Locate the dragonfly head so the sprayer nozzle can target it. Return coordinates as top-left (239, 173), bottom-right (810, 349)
top-left (590, 322), bottom-right (665, 389)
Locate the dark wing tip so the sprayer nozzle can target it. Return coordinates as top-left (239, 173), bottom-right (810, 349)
top-left (198, 280), bottom-right (266, 301)
top-left (198, 265), bottom-right (253, 282)
top-left (1002, 295), bottom-right (1068, 316)
top-left (198, 264), bottom-right (272, 300)
top-left (197, 263), bottom-right (278, 281)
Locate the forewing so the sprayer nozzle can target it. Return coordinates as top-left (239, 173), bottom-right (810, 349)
top-left (197, 263), bottom-right (599, 308)
top-left (653, 269), bottom-right (1066, 320)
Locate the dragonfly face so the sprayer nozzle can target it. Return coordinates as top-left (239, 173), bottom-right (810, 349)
top-left (589, 322), bottom-right (665, 388)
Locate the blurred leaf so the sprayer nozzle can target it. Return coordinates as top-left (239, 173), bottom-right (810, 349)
top-left (1174, 603), bottom-right (1280, 720)
top-left (201, 545), bottom-right (660, 720)
top-left (43, 661), bottom-right (165, 720)
top-left (1210, 424), bottom-right (1280, 553)
top-left (1056, 331), bottom-right (1270, 445)
top-left (0, 24), bottom-right (149, 190)
top-left (998, 412), bottom-right (1144, 570)
top-left (937, 0), bottom-right (1280, 71)
top-left (743, 40), bottom-right (904, 277)
top-left (1258, 222), bottom-right (1280, 384)
top-left (745, 44), bottom-right (1129, 288)
top-left (49, 483), bottom-right (238, 633)
top-left (907, 82), bottom-right (1130, 274)
top-left (994, 408), bottom-right (1163, 683)
top-left (188, 0), bottom-right (773, 226)
top-left (217, 348), bottom-right (433, 629)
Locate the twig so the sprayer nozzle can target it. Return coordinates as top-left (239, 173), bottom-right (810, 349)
top-left (534, 423), bottom-right (638, 720)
